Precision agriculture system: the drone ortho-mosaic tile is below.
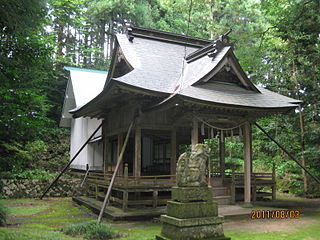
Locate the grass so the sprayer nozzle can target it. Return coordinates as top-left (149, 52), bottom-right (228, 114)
top-left (0, 196), bottom-right (320, 240)
top-left (227, 221), bottom-right (320, 240)
top-left (0, 203), bottom-right (7, 226)
top-left (63, 221), bottom-right (120, 239)
top-left (0, 198), bottom-right (92, 240)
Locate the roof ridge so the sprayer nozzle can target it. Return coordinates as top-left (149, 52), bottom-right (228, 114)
top-left (64, 66), bottom-right (108, 74)
top-left (126, 25), bottom-right (212, 47)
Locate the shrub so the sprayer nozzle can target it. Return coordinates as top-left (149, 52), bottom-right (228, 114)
top-left (0, 203), bottom-right (7, 226)
top-left (85, 224), bottom-right (119, 240)
top-left (62, 221), bottom-right (119, 240)
top-left (0, 169), bottom-right (57, 180)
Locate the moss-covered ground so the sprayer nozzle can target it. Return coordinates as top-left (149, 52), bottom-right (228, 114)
top-left (0, 196), bottom-right (319, 240)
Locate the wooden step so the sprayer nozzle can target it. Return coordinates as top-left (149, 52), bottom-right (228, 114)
top-left (213, 195), bottom-right (232, 205)
top-left (212, 186), bottom-right (229, 197)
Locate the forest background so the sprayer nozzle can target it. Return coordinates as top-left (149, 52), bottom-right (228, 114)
top-left (0, 0), bottom-right (319, 196)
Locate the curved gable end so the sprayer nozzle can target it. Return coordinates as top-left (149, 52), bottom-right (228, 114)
top-left (187, 44), bottom-right (260, 93)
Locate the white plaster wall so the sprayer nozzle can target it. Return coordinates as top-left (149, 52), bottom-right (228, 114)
top-left (70, 117), bottom-right (103, 170)
top-left (70, 118), bottom-right (88, 170)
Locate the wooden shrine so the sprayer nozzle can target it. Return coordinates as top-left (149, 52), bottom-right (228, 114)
top-left (69, 26), bottom-right (300, 214)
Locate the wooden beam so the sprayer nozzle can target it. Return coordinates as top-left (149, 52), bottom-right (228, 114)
top-left (255, 123), bottom-right (320, 185)
top-left (40, 123), bottom-right (103, 200)
top-left (191, 117), bottom-right (199, 149)
top-left (134, 127), bottom-right (142, 177)
top-left (170, 129), bottom-right (177, 175)
top-left (243, 122), bottom-right (252, 204)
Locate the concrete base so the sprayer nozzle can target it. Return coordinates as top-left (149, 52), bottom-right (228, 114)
top-left (241, 202), bottom-right (254, 208)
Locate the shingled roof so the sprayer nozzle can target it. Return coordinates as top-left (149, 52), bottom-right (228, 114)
top-left (71, 26), bottom-right (300, 118)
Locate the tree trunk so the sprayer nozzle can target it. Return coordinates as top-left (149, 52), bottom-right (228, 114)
top-left (293, 60), bottom-right (307, 195)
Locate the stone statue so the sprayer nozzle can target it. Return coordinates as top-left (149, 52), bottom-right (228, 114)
top-left (176, 144), bottom-right (210, 187)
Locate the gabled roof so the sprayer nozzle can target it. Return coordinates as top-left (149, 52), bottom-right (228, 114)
top-left (70, 26), bottom-right (300, 119)
top-left (60, 67), bottom-right (107, 127)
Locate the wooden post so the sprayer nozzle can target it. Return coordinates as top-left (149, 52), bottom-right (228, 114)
top-left (153, 190), bottom-right (158, 208)
top-left (231, 170), bottom-right (236, 204)
top-left (104, 138), bottom-right (110, 174)
top-left (243, 122), bottom-right (252, 204)
top-left (117, 133), bottom-right (124, 176)
top-left (191, 117), bottom-right (199, 149)
top-left (252, 174), bottom-right (257, 202)
top-left (122, 163), bottom-right (129, 211)
top-left (170, 129), bottom-right (177, 175)
top-left (272, 164), bottom-right (276, 201)
top-left (134, 127), bottom-right (142, 177)
top-left (219, 130), bottom-right (225, 182)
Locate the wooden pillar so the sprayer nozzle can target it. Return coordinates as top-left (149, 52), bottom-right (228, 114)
top-left (102, 121), bottom-right (108, 174)
top-left (117, 133), bottom-right (124, 175)
top-left (191, 117), bottom-right (199, 149)
top-left (219, 130), bottom-right (225, 181)
top-left (243, 122), bottom-right (252, 204)
top-left (170, 129), bottom-right (177, 175)
top-left (134, 127), bottom-right (142, 177)
top-left (104, 138), bottom-right (111, 173)
top-left (152, 190), bottom-right (158, 208)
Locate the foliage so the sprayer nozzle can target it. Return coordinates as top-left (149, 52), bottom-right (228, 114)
top-left (62, 220), bottom-right (119, 239)
top-left (0, 169), bottom-right (57, 180)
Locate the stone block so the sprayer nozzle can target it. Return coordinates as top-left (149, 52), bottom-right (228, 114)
top-left (166, 201), bottom-right (218, 219)
top-left (157, 221), bottom-right (230, 240)
top-left (161, 215), bottom-right (224, 227)
top-left (171, 186), bottom-right (213, 202)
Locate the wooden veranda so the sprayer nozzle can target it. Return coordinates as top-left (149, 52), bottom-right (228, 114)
top-left (72, 167), bottom-right (276, 210)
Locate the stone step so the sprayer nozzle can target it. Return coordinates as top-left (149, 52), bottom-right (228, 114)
top-left (213, 195), bottom-right (232, 205)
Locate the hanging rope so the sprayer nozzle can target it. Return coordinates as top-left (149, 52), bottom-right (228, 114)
top-left (193, 115), bottom-right (246, 131)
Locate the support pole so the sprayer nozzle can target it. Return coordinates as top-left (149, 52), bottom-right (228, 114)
top-left (255, 123), bottom-right (320, 185)
top-left (80, 164), bottom-right (90, 187)
top-left (40, 123), bottom-right (103, 200)
top-left (97, 120), bottom-right (135, 223)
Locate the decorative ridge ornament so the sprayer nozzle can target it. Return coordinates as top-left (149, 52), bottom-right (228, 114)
top-left (185, 29), bottom-right (233, 63)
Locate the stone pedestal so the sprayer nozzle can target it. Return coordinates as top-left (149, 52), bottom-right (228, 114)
top-left (156, 187), bottom-right (230, 240)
